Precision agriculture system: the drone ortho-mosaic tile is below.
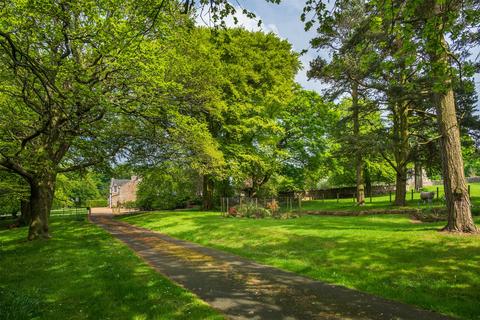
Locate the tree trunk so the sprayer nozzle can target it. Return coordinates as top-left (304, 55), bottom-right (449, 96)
top-left (28, 175), bottom-right (56, 240)
top-left (394, 168), bottom-right (407, 206)
top-left (364, 167), bottom-right (372, 197)
top-left (435, 89), bottom-right (477, 232)
top-left (414, 162), bottom-right (423, 191)
top-left (427, 7), bottom-right (477, 233)
top-left (391, 100), bottom-right (410, 207)
top-left (352, 82), bottom-right (365, 205)
top-left (202, 175), bottom-right (214, 210)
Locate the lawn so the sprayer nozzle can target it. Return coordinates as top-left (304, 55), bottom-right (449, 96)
top-left (298, 183), bottom-right (480, 213)
top-left (119, 211), bottom-right (480, 320)
top-left (0, 216), bottom-right (223, 320)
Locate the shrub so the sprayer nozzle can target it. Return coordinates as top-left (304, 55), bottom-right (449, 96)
top-left (411, 208), bottom-right (447, 222)
top-left (235, 201), bottom-right (272, 219)
top-left (122, 201), bottom-right (138, 209)
top-left (86, 199), bottom-right (108, 208)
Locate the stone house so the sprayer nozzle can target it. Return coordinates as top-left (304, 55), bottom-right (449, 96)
top-left (109, 176), bottom-right (140, 208)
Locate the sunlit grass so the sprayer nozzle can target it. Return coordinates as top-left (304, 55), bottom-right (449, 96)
top-left (0, 216), bottom-right (223, 320)
top-left (299, 182), bottom-right (480, 213)
top-left (120, 211), bottom-right (480, 320)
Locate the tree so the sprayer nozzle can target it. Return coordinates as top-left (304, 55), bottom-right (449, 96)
top-left (276, 88), bottom-right (338, 191)
top-left (177, 28), bottom-right (299, 207)
top-left (307, 0), bottom-right (372, 205)
top-left (136, 163), bottom-right (200, 210)
top-left (404, 0), bottom-right (478, 232)
top-left (303, 0), bottom-right (478, 232)
top-left (0, 0), bottom-right (187, 239)
top-left (0, 169), bottom-right (28, 219)
top-left (54, 171), bottom-right (103, 208)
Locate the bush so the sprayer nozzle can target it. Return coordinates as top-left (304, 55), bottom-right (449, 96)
top-left (411, 208), bottom-right (447, 222)
top-left (231, 201), bottom-right (272, 219)
top-left (122, 201), bottom-right (138, 209)
top-left (86, 199), bottom-right (108, 208)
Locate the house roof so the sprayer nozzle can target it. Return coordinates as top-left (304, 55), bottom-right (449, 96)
top-left (111, 179), bottom-right (131, 187)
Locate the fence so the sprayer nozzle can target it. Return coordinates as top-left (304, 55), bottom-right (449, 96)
top-left (220, 196), bottom-right (302, 214)
top-left (280, 185), bottom-right (396, 200)
top-left (0, 207), bottom-right (88, 219)
top-left (50, 207), bottom-right (89, 216)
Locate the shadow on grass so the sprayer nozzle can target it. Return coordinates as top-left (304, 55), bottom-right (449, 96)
top-left (120, 211), bottom-right (480, 320)
top-left (0, 216), bottom-right (222, 320)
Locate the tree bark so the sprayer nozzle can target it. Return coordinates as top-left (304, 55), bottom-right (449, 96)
top-left (394, 169), bottom-right (407, 206)
top-left (427, 6), bottom-right (477, 233)
top-left (435, 88), bottom-right (477, 232)
top-left (28, 174), bottom-right (56, 240)
top-left (391, 100), bottom-right (410, 207)
top-left (352, 82), bottom-right (365, 205)
top-left (365, 167), bottom-right (372, 197)
top-left (202, 175), bottom-right (214, 210)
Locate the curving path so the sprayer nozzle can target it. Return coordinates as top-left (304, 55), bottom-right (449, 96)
top-left (90, 209), bottom-right (452, 320)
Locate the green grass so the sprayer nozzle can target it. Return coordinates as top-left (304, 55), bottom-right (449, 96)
top-left (299, 183), bottom-right (480, 213)
top-left (120, 211), bottom-right (480, 320)
top-left (0, 216), bottom-right (223, 320)
top-left (0, 208), bottom-right (88, 218)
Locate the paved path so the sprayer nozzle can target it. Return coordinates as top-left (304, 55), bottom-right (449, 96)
top-left (90, 211), bottom-right (452, 320)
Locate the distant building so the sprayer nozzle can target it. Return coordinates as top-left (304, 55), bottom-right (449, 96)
top-left (406, 169), bottom-right (433, 190)
top-left (109, 176), bottom-right (140, 208)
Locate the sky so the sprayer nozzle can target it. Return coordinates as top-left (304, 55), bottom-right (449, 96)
top-left (196, 1), bottom-right (480, 110)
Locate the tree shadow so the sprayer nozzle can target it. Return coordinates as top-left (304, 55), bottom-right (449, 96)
top-left (119, 211), bottom-right (480, 319)
top-left (0, 216), bottom-right (223, 320)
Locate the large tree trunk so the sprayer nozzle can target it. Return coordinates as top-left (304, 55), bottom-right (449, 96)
top-left (435, 88), bottom-right (477, 232)
top-left (392, 101), bottom-right (409, 207)
top-left (352, 82), bottom-right (365, 205)
top-left (394, 168), bottom-right (407, 206)
top-left (202, 175), bottom-right (214, 210)
top-left (364, 167), bottom-right (372, 197)
top-left (427, 7), bottom-right (477, 233)
top-left (28, 174), bottom-right (56, 240)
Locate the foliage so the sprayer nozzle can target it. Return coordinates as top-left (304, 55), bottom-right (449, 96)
top-left (276, 89), bottom-right (340, 191)
top-left (0, 0), bottom-right (202, 238)
top-left (0, 170), bottom-right (27, 216)
top-left (121, 201), bottom-right (138, 210)
top-left (231, 201), bottom-right (272, 219)
top-left (53, 172), bottom-right (102, 208)
top-left (85, 199), bottom-right (109, 208)
top-left (205, 28), bottom-right (300, 199)
top-left (136, 164), bottom-right (200, 210)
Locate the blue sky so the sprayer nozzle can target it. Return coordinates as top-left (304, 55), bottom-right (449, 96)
top-left (197, 1), bottom-right (479, 111)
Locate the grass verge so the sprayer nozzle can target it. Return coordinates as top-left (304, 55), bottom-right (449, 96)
top-left (0, 216), bottom-right (223, 320)
top-left (119, 211), bottom-right (480, 320)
